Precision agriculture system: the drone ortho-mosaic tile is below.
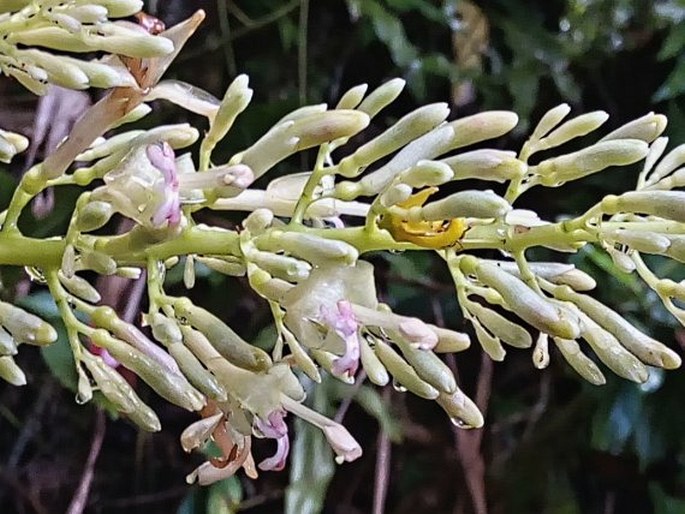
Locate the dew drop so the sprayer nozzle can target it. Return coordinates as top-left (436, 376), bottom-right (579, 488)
top-left (391, 379), bottom-right (407, 392)
top-left (450, 417), bottom-right (473, 429)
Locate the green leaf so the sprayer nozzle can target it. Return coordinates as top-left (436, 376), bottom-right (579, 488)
top-left (285, 383), bottom-right (336, 514)
top-left (654, 54), bottom-right (685, 102)
top-left (658, 24), bottom-right (685, 60)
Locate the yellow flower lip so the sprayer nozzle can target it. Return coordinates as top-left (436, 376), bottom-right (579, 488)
top-left (379, 187), bottom-right (468, 249)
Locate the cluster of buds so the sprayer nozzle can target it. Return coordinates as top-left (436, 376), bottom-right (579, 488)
top-left (1, 4), bottom-right (684, 487)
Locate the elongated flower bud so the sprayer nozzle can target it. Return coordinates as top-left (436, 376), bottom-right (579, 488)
top-left (58, 271), bottom-right (101, 303)
top-left (80, 250), bottom-right (117, 275)
top-left (442, 149), bottom-right (526, 182)
top-left (0, 356), bottom-right (26, 386)
top-left (76, 200), bottom-right (114, 232)
top-left (337, 103), bottom-right (450, 178)
top-left (0, 302), bottom-right (57, 345)
top-left (356, 78), bottom-right (405, 118)
top-left (359, 337), bottom-right (389, 386)
top-left (535, 139), bottom-right (649, 187)
top-left (530, 103), bottom-right (571, 141)
top-left (467, 302), bottom-right (532, 348)
top-left (256, 231), bottom-right (358, 266)
top-left (393, 338), bottom-right (456, 393)
top-left (196, 256), bottom-right (246, 277)
top-left (576, 311), bottom-right (648, 383)
top-left (552, 337), bottom-right (606, 385)
top-left (462, 258), bottom-right (580, 339)
top-left (335, 83), bottom-right (368, 110)
top-left (602, 191), bottom-right (685, 222)
top-left (173, 298), bottom-right (272, 372)
top-left (91, 329), bottom-right (205, 412)
top-left (648, 143), bottom-right (685, 184)
top-left (436, 388), bottom-right (484, 429)
top-left (432, 327), bottom-right (471, 353)
top-left (552, 285), bottom-right (681, 369)
top-left (418, 190), bottom-right (511, 221)
top-left (201, 75), bottom-right (252, 162)
top-left (0, 327), bottom-right (17, 356)
top-left (399, 160), bottom-right (454, 188)
top-left (373, 339), bottom-right (439, 399)
top-left (83, 353), bottom-right (161, 432)
top-left (471, 316), bottom-right (506, 361)
top-left (599, 112), bottom-right (667, 143)
top-left (537, 111), bottom-right (608, 150)
top-left (603, 229), bottom-right (671, 254)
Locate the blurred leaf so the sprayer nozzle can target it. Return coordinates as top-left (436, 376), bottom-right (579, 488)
top-left (654, 55), bottom-right (685, 102)
top-left (650, 483), bottom-right (685, 514)
top-left (207, 477), bottom-right (241, 514)
top-left (285, 383), bottom-right (335, 514)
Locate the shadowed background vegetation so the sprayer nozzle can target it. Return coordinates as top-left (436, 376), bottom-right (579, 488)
top-left (2, 1), bottom-right (685, 513)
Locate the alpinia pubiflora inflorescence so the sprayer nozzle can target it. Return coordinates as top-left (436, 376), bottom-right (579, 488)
top-left (1, 2), bottom-right (685, 485)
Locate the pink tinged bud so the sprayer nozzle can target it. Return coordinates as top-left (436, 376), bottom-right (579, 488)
top-left (320, 300), bottom-right (361, 378)
top-left (255, 409), bottom-right (288, 439)
top-left (322, 424), bottom-right (363, 464)
top-left (258, 434), bottom-right (290, 471)
top-left (147, 142), bottom-right (181, 227)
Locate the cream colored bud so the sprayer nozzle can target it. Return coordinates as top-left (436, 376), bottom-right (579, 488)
top-left (0, 130), bottom-right (29, 155)
top-left (553, 285), bottom-right (681, 369)
top-left (335, 83), bottom-right (368, 110)
top-left (93, 0), bottom-right (144, 18)
top-left (360, 337), bottom-right (389, 386)
top-left (91, 330), bottom-right (205, 412)
top-left (337, 103), bottom-right (450, 178)
top-left (312, 349), bottom-right (354, 384)
top-left (553, 338), bottom-right (606, 385)
top-left (602, 191), bottom-right (685, 222)
top-left (436, 388), bottom-right (484, 429)
top-left (174, 298), bottom-right (272, 372)
top-left (600, 112), bottom-right (668, 143)
top-left (76, 200), bottom-right (114, 232)
top-left (604, 229), bottom-right (671, 254)
top-left (83, 353), bottom-right (161, 432)
top-left (291, 110), bottom-right (370, 150)
top-left (530, 103), bottom-right (571, 140)
top-left (400, 160), bottom-right (454, 188)
top-left (356, 78), bottom-right (405, 118)
top-left (16, 49), bottom-right (89, 89)
top-left (203, 75), bottom-right (252, 153)
top-left (379, 184), bottom-right (413, 208)
top-left (463, 258), bottom-right (579, 340)
top-left (250, 250), bottom-right (311, 281)
top-left (419, 190), bottom-right (511, 221)
top-left (373, 340), bottom-right (439, 399)
top-left (168, 342), bottom-right (228, 401)
top-left (58, 271), bottom-right (101, 303)
top-left (648, 143), bottom-right (685, 184)
top-left (82, 26), bottom-right (175, 58)
top-left (80, 250), bottom-right (117, 275)
top-left (537, 111), bottom-right (609, 150)
top-left (196, 256), bottom-right (246, 277)
top-left (432, 327), bottom-right (471, 353)
top-left (258, 231), bottom-right (359, 266)
top-left (149, 313), bottom-right (183, 346)
top-left (471, 316), bottom-right (506, 361)
top-left (243, 208), bottom-right (274, 234)
top-left (109, 104), bottom-right (152, 129)
top-left (183, 255), bottom-right (195, 289)
top-left (0, 302), bottom-right (57, 346)
top-left (67, 56), bottom-right (138, 89)
top-left (394, 338), bottom-right (456, 393)
top-left (0, 327), bottom-right (17, 356)
top-left (442, 149), bottom-right (526, 183)
top-left (445, 111), bottom-right (519, 151)
top-left (533, 333), bottom-right (550, 369)
top-left (76, 132), bottom-right (143, 162)
top-left (577, 311), bottom-right (648, 383)
top-left (0, 356), bottom-right (26, 386)
top-left (536, 139), bottom-right (649, 187)
top-left (468, 302), bottom-right (532, 348)
top-left (60, 5), bottom-right (109, 23)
